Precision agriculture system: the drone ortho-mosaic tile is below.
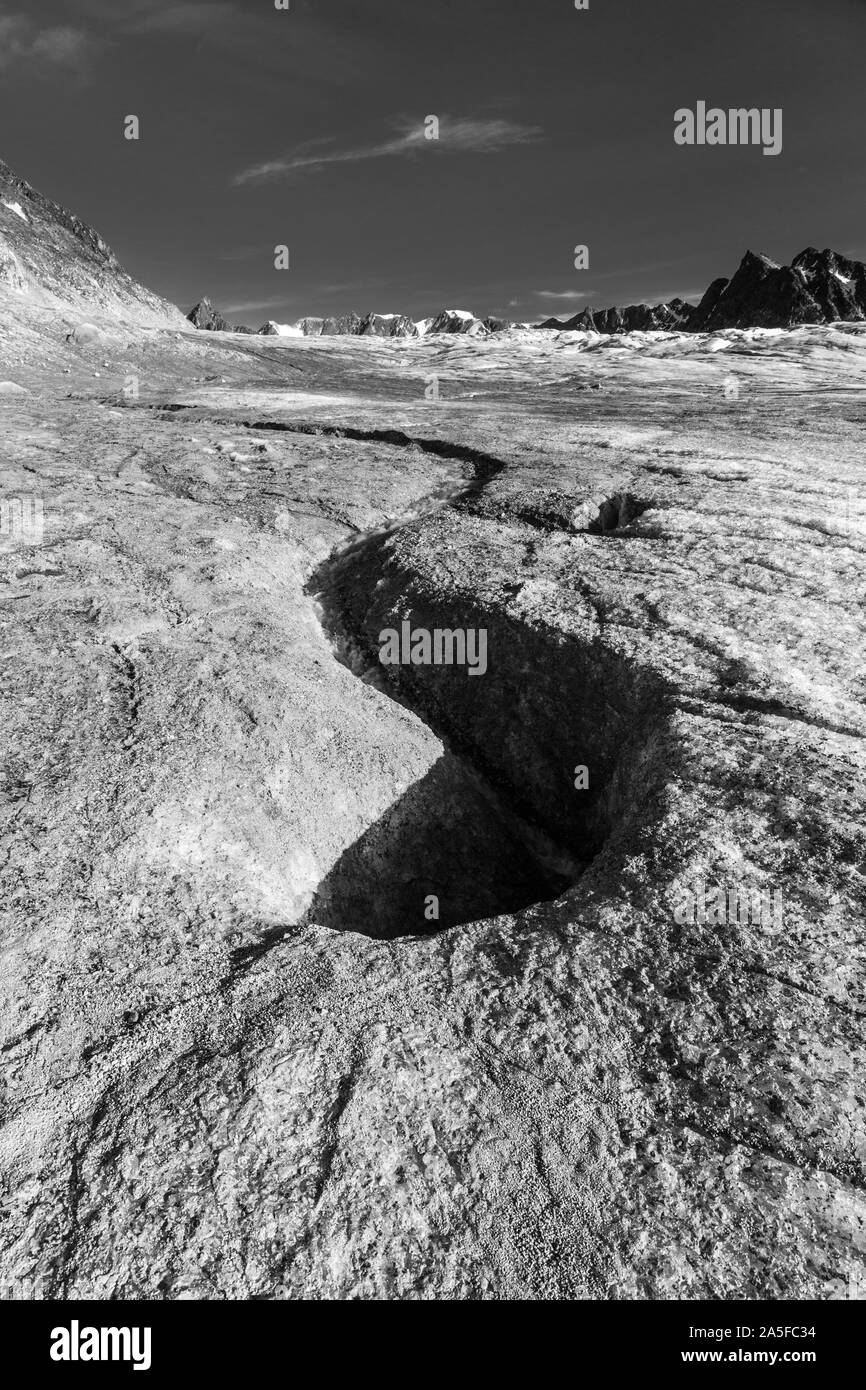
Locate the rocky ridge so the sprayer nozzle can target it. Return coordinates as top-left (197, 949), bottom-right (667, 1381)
top-left (543, 249), bottom-right (866, 335)
top-left (540, 298), bottom-right (695, 334)
top-left (688, 248), bottom-right (866, 331)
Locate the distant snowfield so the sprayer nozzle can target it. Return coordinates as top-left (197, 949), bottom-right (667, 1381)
top-left (2, 200), bottom-right (28, 222)
top-left (263, 321), bottom-right (304, 337)
top-left (532, 321), bottom-right (866, 358)
top-left (222, 308), bottom-right (866, 352)
top-left (236, 321), bottom-right (866, 361)
top-left (260, 310), bottom-right (479, 339)
top-left (156, 321), bottom-right (866, 417)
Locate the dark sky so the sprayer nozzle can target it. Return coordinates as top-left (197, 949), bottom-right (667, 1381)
top-left (3, 0), bottom-right (865, 324)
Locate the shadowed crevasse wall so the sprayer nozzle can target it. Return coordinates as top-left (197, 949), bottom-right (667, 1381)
top-left (305, 527), bottom-right (678, 938)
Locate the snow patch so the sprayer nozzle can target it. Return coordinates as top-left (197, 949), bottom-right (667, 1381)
top-left (264, 320), bottom-right (304, 337)
top-left (2, 201), bottom-right (28, 223)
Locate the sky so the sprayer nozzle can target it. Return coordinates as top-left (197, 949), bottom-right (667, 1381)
top-left (2, 0), bottom-right (866, 325)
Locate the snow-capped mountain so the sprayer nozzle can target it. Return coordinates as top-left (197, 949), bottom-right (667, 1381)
top-left (190, 301), bottom-right (511, 336)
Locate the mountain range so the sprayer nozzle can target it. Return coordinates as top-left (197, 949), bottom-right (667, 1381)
top-left (186, 302), bottom-right (512, 339)
top-left (539, 247), bottom-right (866, 334)
top-left (189, 246), bottom-right (866, 340)
top-left (2, 155), bottom-right (863, 341)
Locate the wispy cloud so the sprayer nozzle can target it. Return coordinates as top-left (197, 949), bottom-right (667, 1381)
top-left (233, 116), bottom-right (544, 186)
top-left (0, 10), bottom-right (95, 80)
top-left (68, 0), bottom-right (237, 32)
top-left (68, 0), bottom-right (444, 91)
top-left (126, 2), bottom-right (237, 34)
top-left (221, 298), bottom-right (283, 316)
top-left (535, 290), bottom-right (597, 301)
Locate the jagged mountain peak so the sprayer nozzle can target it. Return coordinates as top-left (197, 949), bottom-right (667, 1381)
top-left (689, 245), bottom-right (866, 331)
top-left (187, 298), bottom-right (234, 332)
top-left (739, 249), bottom-right (780, 272)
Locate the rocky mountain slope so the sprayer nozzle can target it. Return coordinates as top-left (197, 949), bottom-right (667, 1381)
top-left (689, 247), bottom-right (866, 331)
top-left (0, 158), bottom-right (184, 329)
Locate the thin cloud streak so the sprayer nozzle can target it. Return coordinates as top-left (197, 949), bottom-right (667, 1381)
top-left (126, 2), bottom-right (238, 34)
top-left (221, 298), bottom-right (285, 316)
top-left (233, 117), bottom-right (544, 186)
top-left (535, 290), bottom-right (597, 301)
